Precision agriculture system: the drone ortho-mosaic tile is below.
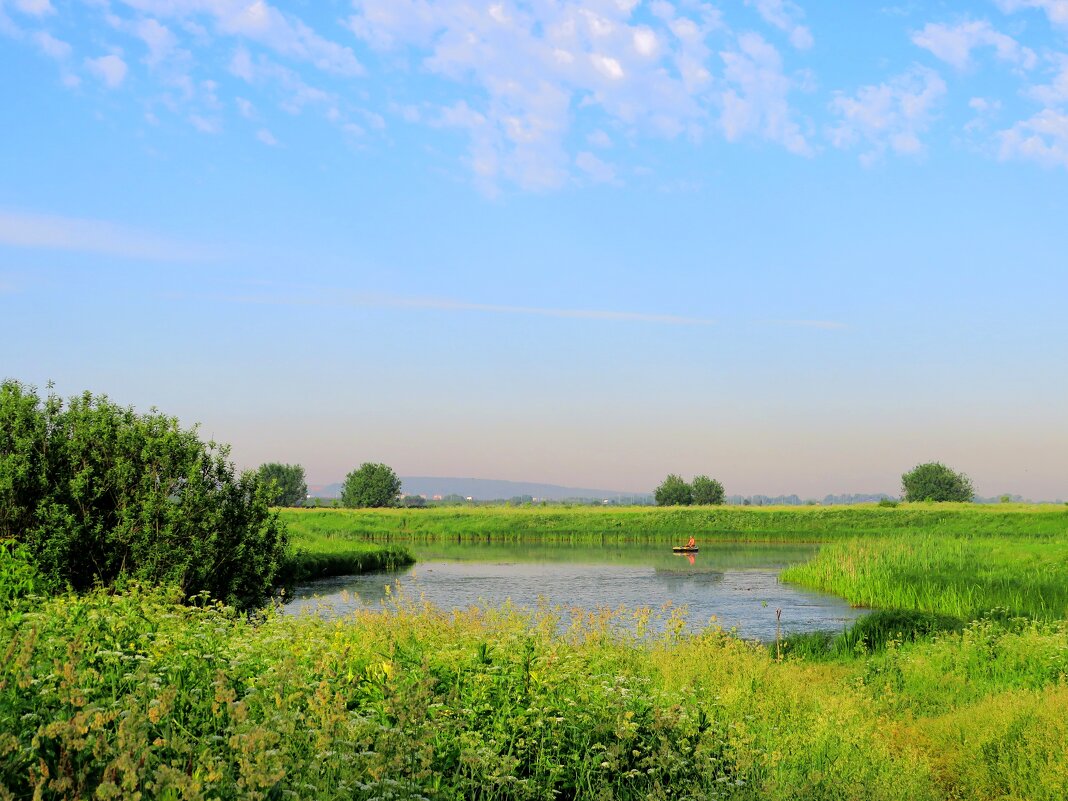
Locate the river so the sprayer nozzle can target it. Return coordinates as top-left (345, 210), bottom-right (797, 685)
top-left (284, 540), bottom-right (864, 640)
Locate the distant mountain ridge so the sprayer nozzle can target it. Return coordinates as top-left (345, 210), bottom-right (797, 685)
top-left (309, 476), bottom-right (640, 501)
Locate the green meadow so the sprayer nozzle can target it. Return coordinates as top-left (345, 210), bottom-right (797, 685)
top-left (4, 503), bottom-right (1068, 799)
top-left (279, 502), bottom-right (1068, 542)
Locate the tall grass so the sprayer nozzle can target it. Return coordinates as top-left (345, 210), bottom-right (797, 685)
top-left (279, 503), bottom-right (1068, 544)
top-left (276, 538), bottom-right (413, 585)
top-left (781, 535), bottom-right (1068, 620)
top-left (3, 577), bottom-right (1067, 800)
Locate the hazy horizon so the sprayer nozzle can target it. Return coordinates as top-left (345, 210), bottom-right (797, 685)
top-left (3, 1), bottom-right (1065, 501)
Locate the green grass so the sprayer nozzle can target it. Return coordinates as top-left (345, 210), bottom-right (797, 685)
top-left (3, 579), bottom-right (1067, 801)
top-left (781, 535), bottom-right (1068, 621)
top-left (279, 503), bottom-right (1068, 543)
top-left (277, 536), bottom-right (413, 585)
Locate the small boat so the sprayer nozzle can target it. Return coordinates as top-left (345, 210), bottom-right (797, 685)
top-left (672, 546), bottom-right (699, 553)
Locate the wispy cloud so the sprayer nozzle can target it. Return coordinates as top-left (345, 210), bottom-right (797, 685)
top-left (828, 66), bottom-right (946, 164)
top-left (228, 290), bottom-right (718, 326)
top-left (770, 319), bottom-right (848, 330)
top-left (0, 210), bottom-right (214, 260)
top-left (912, 19), bottom-right (1036, 71)
top-left (999, 108), bottom-right (1068, 168)
top-left (746, 0), bottom-right (814, 50)
top-left (85, 53), bottom-right (128, 88)
top-left (996, 0), bottom-right (1068, 29)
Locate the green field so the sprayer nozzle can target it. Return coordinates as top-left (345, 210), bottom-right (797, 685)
top-left (279, 502), bottom-right (1068, 542)
top-left (5, 504), bottom-right (1068, 799)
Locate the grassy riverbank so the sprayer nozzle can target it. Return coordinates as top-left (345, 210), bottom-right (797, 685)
top-left (3, 579), bottom-right (1066, 801)
top-left (781, 534), bottom-right (1068, 621)
top-left (277, 537), bottom-right (413, 585)
top-left (284, 505), bottom-right (1068, 621)
top-left (279, 503), bottom-right (1068, 543)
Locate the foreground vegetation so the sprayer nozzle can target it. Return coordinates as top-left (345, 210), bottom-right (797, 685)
top-left (3, 561), bottom-right (1066, 801)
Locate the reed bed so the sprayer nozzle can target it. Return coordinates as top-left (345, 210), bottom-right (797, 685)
top-left (276, 538), bottom-right (414, 585)
top-left (279, 503), bottom-right (1068, 544)
top-left (781, 535), bottom-right (1068, 620)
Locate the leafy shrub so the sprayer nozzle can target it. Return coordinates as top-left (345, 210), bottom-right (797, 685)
top-left (0, 380), bottom-right (287, 609)
top-left (341, 462), bottom-right (401, 508)
top-left (255, 462), bottom-right (307, 507)
top-left (901, 462), bottom-right (974, 502)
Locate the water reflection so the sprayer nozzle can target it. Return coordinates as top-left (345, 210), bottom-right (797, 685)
top-left (284, 541), bottom-right (865, 641)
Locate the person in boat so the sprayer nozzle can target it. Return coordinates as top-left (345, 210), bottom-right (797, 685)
top-left (686, 535), bottom-right (696, 549)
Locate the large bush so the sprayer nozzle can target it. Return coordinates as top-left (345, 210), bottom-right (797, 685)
top-left (654, 474), bottom-right (693, 506)
top-left (256, 462), bottom-right (308, 507)
top-left (901, 462), bottom-right (974, 503)
top-left (0, 380), bottom-right (287, 609)
top-left (341, 462), bottom-right (401, 508)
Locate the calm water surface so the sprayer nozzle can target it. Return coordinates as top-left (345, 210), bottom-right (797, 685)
top-left (284, 541), bottom-right (865, 640)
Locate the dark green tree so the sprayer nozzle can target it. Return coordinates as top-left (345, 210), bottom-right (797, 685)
top-left (256, 462), bottom-right (307, 507)
top-left (654, 474), bottom-right (693, 506)
top-left (901, 462), bottom-right (974, 502)
top-left (341, 462), bottom-right (401, 508)
top-left (691, 475), bottom-right (725, 505)
top-left (0, 380), bottom-right (287, 609)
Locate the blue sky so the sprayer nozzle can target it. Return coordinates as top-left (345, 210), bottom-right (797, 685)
top-left (2, 0), bottom-right (1066, 499)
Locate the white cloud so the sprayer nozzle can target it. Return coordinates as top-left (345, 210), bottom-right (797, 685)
top-left (229, 46), bottom-right (334, 115)
top-left (12, 0), bottom-right (53, 16)
top-left (113, 0), bottom-right (363, 75)
top-left (591, 53), bottom-right (625, 80)
top-left (996, 0), bottom-right (1068, 28)
top-left (85, 54), bottom-right (128, 88)
top-left (586, 128), bottom-right (613, 148)
top-left (912, 19), bottom-right (1036, 70)
top-left (720, 32), bottom-right (812, 155)
top-left (133, 17), bottom-right (178, 66)
top-left (1028, 53), bottom-right (1068, 105)
top-left (999, 108), bottom-right (1068, 167)
top-left (0, 209), bottom-right (211, 260)
top-left (347, 0), bottom-right (727, 191)
top-left (235, 96), bottom-right (255, 118)
top-left (575, 150), bottom-right (616, 183)
top-left (746, 0), bottom-right (814, 50)
top-left (256, 127), bottom-right (278, 145)
top-left (829, 66), bottom-right (946, 164)
top-left (965, 95), bottom-right (1003, 132)
top-left (189, 113), bottom-right (219, 133)
top-left (632, 26), bottom-right (658, 57)
top-left (33, 30), bottom-right (69, 60)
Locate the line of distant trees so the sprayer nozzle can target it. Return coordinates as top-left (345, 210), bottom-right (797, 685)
top-left (268, 461), bottom-right (1029, 510)
top-left (651, 462), bottom-right (983, 506)
top-left (654, 475), bottom-right (726, 506)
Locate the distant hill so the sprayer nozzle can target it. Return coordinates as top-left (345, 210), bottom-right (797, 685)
top-left (309, 476), bottom-right (643, 501)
